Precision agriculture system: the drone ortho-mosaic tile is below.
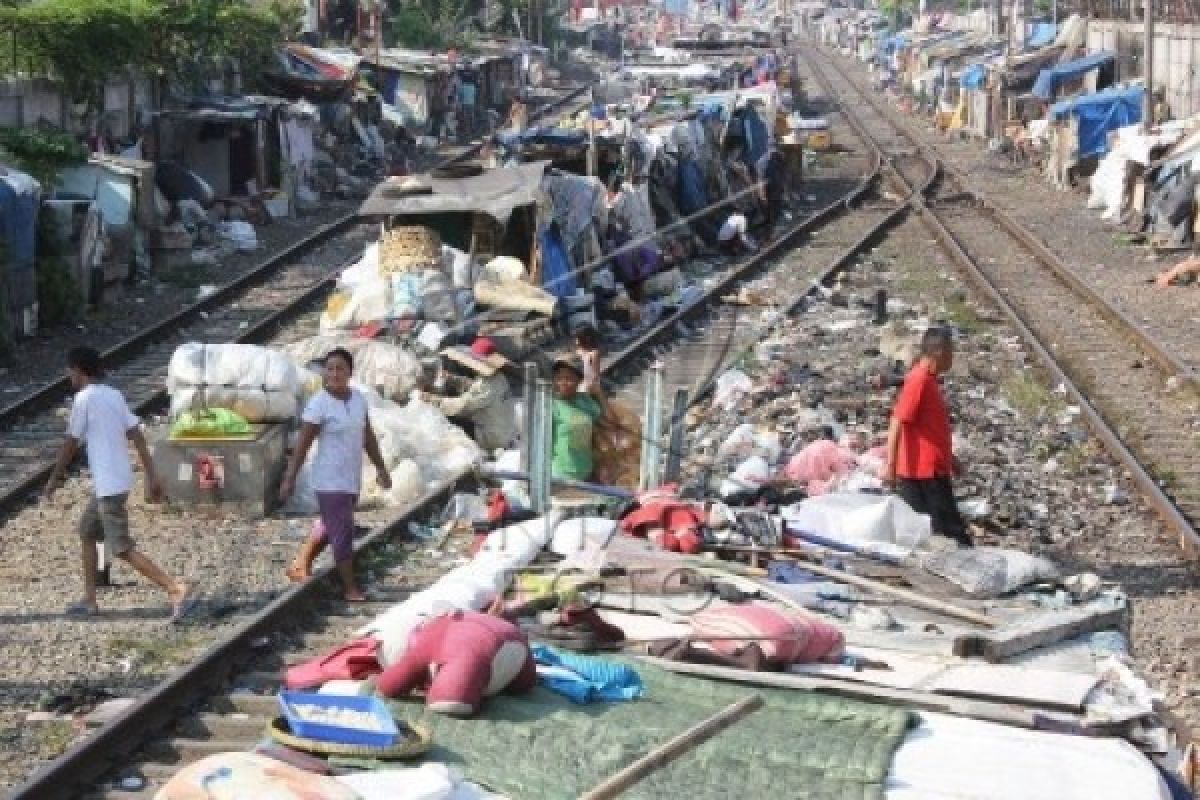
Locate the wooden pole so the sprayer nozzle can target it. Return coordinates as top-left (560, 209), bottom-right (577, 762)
top-left (578, 695), bottom-right (765, 800)
top-left (688, 558), bottom-right (997, 629)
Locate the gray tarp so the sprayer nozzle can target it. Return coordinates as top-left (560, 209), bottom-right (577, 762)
top-left (359, 161), bottom-right (550, 223)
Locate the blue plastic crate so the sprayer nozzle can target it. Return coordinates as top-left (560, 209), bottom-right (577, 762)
top-left (278, 691), bottom-right (400, 747)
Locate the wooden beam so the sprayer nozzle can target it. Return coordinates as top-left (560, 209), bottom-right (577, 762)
top-left (952, 601), bottom-right (1127, 662)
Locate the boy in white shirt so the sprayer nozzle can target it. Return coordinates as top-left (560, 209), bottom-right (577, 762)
top-left (45, 347), bottom-right (195, 621)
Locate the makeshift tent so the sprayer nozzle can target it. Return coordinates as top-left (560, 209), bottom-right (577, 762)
top-left (1050, 84), bottom-right (1144, 159)
top-left (0, 167), bottom-right (40, 332)
top-left (1032, 51), bottom-right (1115, 100)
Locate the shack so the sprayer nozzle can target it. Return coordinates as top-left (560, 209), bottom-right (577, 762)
top-left (359, 161), bottom-right (549, 266)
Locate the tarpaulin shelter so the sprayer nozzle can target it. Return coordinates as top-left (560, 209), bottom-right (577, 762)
top-left (1032, 51), bottom-right (1115, 100)
top-left (1050, 84), bottom-right (1144, 159)
top-left (0, 166), bottom-right (40, 334)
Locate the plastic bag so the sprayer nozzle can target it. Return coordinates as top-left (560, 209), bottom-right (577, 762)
top-left (170, 408), bottom-right (250, 439)
top-left (217, 220), bottom-right (257, 251)
top-left (445, 245), bottom-right (473, 289)
top-left (719, 455), bottom-right (771, 498)
top-left (921, 546), bottom-right (1061, 598)
top-left (717, 424), bottom-right (757, 462)
top-left (713, 369), bottom-right (753, 410)
top-left (320, 275), bottom-right (390, 330)
top-left (359, 459), bottom-right (424, 509)
top-left (782, 492), bottom-right (931, 558)
top-left (592, 400), bottom-right (642, 490)
top-left (784, 439), bottom-right (858, 496)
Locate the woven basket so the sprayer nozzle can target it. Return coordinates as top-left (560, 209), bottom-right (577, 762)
top-left (380, 226), bottom-right (442, 274)
top-left (266, 716), bottom-right (433, 759)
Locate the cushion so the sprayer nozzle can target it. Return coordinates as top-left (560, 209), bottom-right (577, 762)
top-left (690, 603), bottom-right (844, 664)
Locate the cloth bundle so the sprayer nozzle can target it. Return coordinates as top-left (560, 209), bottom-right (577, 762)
top-left (167, 343), bottom-right (303, 423)
top-left (690, 602), bottom-right (845, 665)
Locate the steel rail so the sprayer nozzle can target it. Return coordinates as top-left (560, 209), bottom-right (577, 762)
top-left (803, 45), bottom-right (1200, 554)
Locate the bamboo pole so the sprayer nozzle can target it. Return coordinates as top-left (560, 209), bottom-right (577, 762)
top-left (578, 695), bottom-right (765, 800)
top-left (687, 558), bottom-right (996, 629)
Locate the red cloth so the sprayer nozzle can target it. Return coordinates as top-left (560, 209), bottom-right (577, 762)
top-left (284, 637), bottom-right (381, 690)
top-left (620, 487), bottom-right (705, 554)
top-left (892, 362), bottom-right (952, 479)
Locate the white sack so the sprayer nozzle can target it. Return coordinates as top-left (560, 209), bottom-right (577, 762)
top-left (782, 492), bottom-right (931, 558)
top-left (719, 455), bottom-right (771, 498)
top-left (320, 275), bottom-right (391, 331)
top-left (549, 517), bottom-right (619, 556)
top-left (362, 510), bottom-right (565, 666)
top-left (921, 546), bottom-right (1061, 598)
top-left (282, 336), bottom-right (423, 402)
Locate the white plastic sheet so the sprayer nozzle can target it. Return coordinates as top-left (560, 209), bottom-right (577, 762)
top-left (713, 369), bottom-right (753, 410)
top-left (782, 492), bottom-right (931, 558)
top-left (885, 711), bottom-right (1171, 800)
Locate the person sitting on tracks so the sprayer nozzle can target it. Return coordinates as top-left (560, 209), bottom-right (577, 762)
top-left (883, 327), bottom-right (972, 548)
top-left (280, 348), bottom-right (392, 602)
top-left (45, 347), bottom-right (197, 621)
top-left (419, 338), bottom-right (516, 454)
top-left (550, 355), bottom-right (609, 483)
top-left (717, 212), bottom-right (759, 256)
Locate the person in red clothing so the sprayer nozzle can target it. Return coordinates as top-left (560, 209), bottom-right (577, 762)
top-left (884, 328), bottom-right (970, 547)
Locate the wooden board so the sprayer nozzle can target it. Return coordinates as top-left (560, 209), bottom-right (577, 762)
top-left (928, 664), bottom-right (1100, 712)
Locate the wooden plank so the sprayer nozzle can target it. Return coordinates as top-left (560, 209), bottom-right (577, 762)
top-left (638, 656), bottom-right (1103, 733)
top-left (952, 602), bottom-right (1127, 662)
top-left (928, 665), bottom-right (1100, 711)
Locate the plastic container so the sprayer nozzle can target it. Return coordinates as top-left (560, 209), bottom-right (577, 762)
top-left (278, 691), bottom-right (400, 747)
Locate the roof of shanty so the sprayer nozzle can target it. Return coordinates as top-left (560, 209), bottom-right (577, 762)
top-left (358, 161), bottom-right (551, 223)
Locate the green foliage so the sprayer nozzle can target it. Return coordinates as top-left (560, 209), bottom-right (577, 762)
top-left (0, 0), bottom-right (302, 103)
top-left (0, 127), bottom-right (87, 187)
top-left (389, 3), bottom-right (446, 49)
top-left (34, 213), bottom-right (80, 328)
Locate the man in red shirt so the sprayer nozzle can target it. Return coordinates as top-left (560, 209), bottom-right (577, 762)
top-left (884, 328), bottom-right (970, 547)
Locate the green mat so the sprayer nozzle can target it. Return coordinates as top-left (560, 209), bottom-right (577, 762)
top-left (387, 661), bottom-right (913, 799)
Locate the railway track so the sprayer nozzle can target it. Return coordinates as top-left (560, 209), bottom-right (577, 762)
top-left (803, 44), bottom-right (1200, 554)
top-left (0, 86), bottom-right (593, 523)
top-left (6, 52), bottom-right (922, 799)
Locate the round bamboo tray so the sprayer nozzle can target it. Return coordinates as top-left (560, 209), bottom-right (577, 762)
top-left (266, 716), bottom-right (433, 759)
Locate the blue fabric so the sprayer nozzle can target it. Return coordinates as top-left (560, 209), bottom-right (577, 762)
top-left (741, 109), bottom-right (769, 167)
top-left (1027, 22), bottom-right (1057, 49)
top-left (517, 126), bottom-right (588, 147)
top-left (531, 645), bottom-right (645, 704)
top-left (1050, 85), bottom-right (1144, 159)
top-left (538, 226), bottom-right (577, 300)
top-left (0, 169), bottom-right (40, 275)
top-left (959, 64), bottom-right (987, 90)
top-left (1032, 51), bottom-right (1115, 99)
top-left (676, 159), bottom-right (708, 217)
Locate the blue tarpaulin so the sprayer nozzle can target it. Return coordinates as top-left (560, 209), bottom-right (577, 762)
top-left (1050, 84), bottom-right (1144, 159)
top-left (960, 64), bottom-right (987, 89)
top-left (1027, 23), bottom-right (1057, 49)
top-left (1032, 51), bottom-right (1115, 99)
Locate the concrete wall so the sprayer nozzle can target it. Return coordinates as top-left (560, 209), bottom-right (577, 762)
top-left (1087, 18), bottom-right (1200, 118)
top-left (0, 73), bottom-right (153, 136)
